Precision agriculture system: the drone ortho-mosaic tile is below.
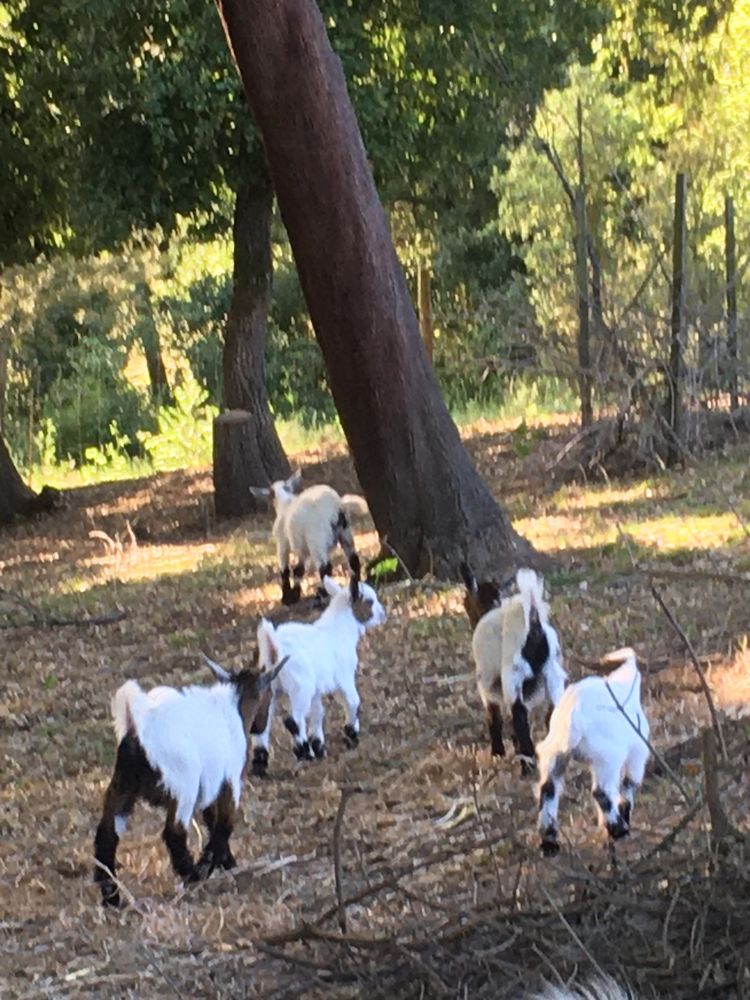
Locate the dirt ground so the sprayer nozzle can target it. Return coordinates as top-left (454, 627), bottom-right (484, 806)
top-left (2, 419), bottom-right (749, 999)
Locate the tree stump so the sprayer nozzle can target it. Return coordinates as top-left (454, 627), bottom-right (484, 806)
top-left (213, 410), bottom-right (274, 517)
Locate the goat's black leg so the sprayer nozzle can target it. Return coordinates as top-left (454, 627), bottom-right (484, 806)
top-left (162, 803), bottom-right (199, 883)
top-left (197, 783), bottom-right (236, 878)
top-left (314, 562), bottom-right (333, 605)
top-left (281, 566), bottom-right (301, 605)
top-left (485, 702), bottom-right (505, 756)
top-left (511, 698), bottom-right (536, 775)
top-left (94, 780), bottom-right (137, 907)
top-left (93, 737), bottom-right (147, 906)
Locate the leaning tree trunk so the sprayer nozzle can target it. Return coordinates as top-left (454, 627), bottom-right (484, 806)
top-left (214, 152), bottom-right (290, 518)
top-left (0, 435), bottom-right (60, 526)
top-left (216, 0), bottom-right (536, 577)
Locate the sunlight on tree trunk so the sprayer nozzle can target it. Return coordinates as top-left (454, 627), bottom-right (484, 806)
top-left (215, 0), bottom-right (536, 576)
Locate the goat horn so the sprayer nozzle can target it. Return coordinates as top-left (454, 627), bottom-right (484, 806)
top-left (201, 651), bottom-right (233, 681)
top-left (260, 654), bottom-right (289, 689)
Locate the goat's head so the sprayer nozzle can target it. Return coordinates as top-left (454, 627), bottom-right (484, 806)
top-left (202, 651), bottom-right (288, 734)
top-left (459, 561), bottom-right (505, 628)
top-left (249, 470), bottom-right (304, 512)
top-left (322, 574), bottom-right (387, 628)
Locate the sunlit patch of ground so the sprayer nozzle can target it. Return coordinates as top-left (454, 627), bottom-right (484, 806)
top-left (2, 418), bottom-right (749, 997)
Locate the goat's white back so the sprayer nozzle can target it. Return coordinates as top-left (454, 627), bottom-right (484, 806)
top-left (111, 680), bottom-right (247, 828)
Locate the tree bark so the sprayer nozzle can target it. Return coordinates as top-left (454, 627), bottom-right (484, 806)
top-left (137, 279), bottom-right (173, 406)
top-left (666, 172), bottom-right (687, 466)
top-left (215, 0), bottom-right (535, 578)
top-left (418, 264), bottom-right (434, 363)
top-left (0, 434), bottom-right (61, 526)
top-left (214, 153), bottom-right (290, 517)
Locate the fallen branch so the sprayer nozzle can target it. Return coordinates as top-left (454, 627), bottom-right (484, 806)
top-left (650, 583), bottom-right (727, 761)
top-left (0, 586), bottom-right (126, 630)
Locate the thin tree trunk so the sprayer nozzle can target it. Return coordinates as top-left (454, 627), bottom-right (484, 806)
top-left (215, 0), bottom-right (536, 577)
top-left (725, 194), bottom-right (738, 410)
top-left (137, 279), bottom-right (173, 405)
top-left (418, 264), bottom-right (434, 363)
top-left (214, 152), bottom-right (290, 517)
top-left (666, 172), bottom-right (687, 466)
top-left (0, 434), bottom-right (60, 526)
top-left (574, 99), bottom-right (592, 429)
top-left (0, 332), bottom-right (8, 435)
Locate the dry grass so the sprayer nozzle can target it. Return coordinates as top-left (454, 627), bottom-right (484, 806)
top-left (2, 420), bottom-right (750, 999)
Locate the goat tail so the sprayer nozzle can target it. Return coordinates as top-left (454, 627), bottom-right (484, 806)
top-left (516, 567), bottom-right (547, 624)
top-left (111, 680), bottom-right (143, 744)
top-left (339, 494), bottom-right (369, 520)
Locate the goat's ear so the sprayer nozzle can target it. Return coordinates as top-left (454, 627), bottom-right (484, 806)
top-left (286, 469), bottom-right (304, 494)
top-left (349, 573), bottom-right (360, 605)
top-left (257, 618), bottom-right (279, 666)
top-left (459, 561), bottom-right (477, 593)
top-left (201, 651), bottom-right (233, 682)
top-left (259, 653), bottom-right (289, 690)
top-left (323, 575), bottom-right (341, 597)
top-left (249, 485), bottom-right (271, 500)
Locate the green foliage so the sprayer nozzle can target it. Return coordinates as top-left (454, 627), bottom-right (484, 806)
top-left (137, 373), bottom-right (217, 472)
top-left (43, 338), bottom-right (147, 464)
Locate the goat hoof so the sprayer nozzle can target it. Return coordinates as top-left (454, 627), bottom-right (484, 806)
top-left (518, 756), bottom-right (537, 777)
top-left (541, 838), bottom-right (560, 858)
top-left (281, 585), bottom-right (302, 607)
top-left (343, 724), bottom-right (359, 746)
top-left (607, 820), bottom-right (630, 841)
top-left (251, 748), bottom-right (269, 777)
top-left (490, 745), bottom-right (506, 757)
top-left (310, 737), bottom-right (326, 759)
top-left (100, 885), bottom-right (121, 908)
top-left (221, 851), bottom-right (237, 871)
top-left (294, 740), bottom-right (313, 761)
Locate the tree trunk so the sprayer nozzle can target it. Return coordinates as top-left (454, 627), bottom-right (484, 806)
top-left (418, 264), bottom-right (434, 363)
top-left (214, 153), bottom-right (290, 518)
top-left (666, 172), bottom-right (687, 466)
top-left (0, 435), bottom-right (61, 526)
top-left (215, 0), bottom-right (536, 577)
top-left (574, 99), bottom-right (592, 429)
top-left (725, 194), bottom-right (738, 410)
top-left (137, 279), bottom-right (173, 406)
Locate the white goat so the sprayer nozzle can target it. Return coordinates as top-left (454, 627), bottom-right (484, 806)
top-left (93, 655), bottom-right (285, 906)
top-left (536, 647), bottom-right (650, 856)
top-left (531, 976), bottom-right (642, 1000)
top-left (250, 470), bottom-right (369, 605)
top-left (470, 568), bottom-right (567, 772)
top-left (250, 572), bottom-right (386, 775)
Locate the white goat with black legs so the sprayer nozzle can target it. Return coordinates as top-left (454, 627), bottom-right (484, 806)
top-left (250, 572), bottom-right (387, 775)
top-left (93, 654), bottom-right (286, 906)
top-left (470, 568), bottom-right (567, 772)
top-left (250, 470), bottom-right (368, 605)
top-left (536, 647), bottom-right (650, 857)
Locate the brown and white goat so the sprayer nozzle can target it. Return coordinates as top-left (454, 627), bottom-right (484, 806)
top-left (93, 655), bottom-right (285, 906)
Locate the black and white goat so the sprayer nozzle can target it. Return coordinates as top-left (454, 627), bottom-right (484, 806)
top-left (93, 655), bottom-right (285, 906)
top-left (250, 572), bottom-right (386, 775)
top-left (250, 470), bottom-right (368, 605)
top-left (536, 647), bottom-right (650, 856)
top-left (469, 568), bottom-right (567, 772)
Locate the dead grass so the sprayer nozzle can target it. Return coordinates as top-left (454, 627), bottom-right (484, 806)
top-left (1, 422), bottom-right (750, 998)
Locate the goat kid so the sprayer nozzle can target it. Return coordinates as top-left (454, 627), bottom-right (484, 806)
top-left (250, 470), bottom-right (368, 605)
top-left (93, 655), bottom-right (285, 906)
top-left (470, 568), bottom-right (566, 773)
top-left (536, 647), bottom-right (650, 856)
top-left (251, 572), bottom-right (386, 775)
